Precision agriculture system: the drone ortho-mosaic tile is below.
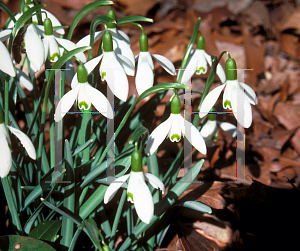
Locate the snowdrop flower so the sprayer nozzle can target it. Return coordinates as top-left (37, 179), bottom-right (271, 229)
top-left (76, 31), bottom-right (134, 102)
top-left (146, 95), bottom-right (207, 155)
top-left (200, 108), bottom-right (237, 147)
top-left (76, 8), bottom-right (135, 68)
top-left (104, 149), bottom-right (165, 224)
top-left (7, 0), bottom-right (65, 35)
top-left (54, 63), bottom-right (113, 122)
top-left (135, 33), bottom-right (176, 95)
top-left (0, 111), bottom-right (36, 178)
top-left (200, 58), bottom-right (258, 128)
top-left (0, 41), bottom-right (15, 77)
top-left (180, 34), bottom-right (226, 84)
top-left (0, 4), bottom-right (45, 72)
top-left (43, 18), bottom-right (86, 63)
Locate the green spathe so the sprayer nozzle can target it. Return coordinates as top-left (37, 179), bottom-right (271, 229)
top-left (171, 95), bottom-right (181, 114)
top-left (131, 149), bottom-right (142, 172)
top-left (225, 58), bottom-right (237, 81)
top-left (107, 8), bottom-right (116, 29)
top-left (197, 34), bottom-right (205, 50)
top-left (77, 64), bottom-right (88, 83)
top-left (139, 33), bottom-right (148, 52)
top-left (44, 18), bottom-right (53, 36)
top-left (103, 31), bottom-right (113, 52)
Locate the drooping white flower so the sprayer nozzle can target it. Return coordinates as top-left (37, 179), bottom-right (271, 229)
top-left (200, 108), bottom-right (237, 147)
top-left (146, 95), bottom-right (207, 156)
top-left (200, 58), bottom-right (257, 128)
top-left (135, 33), bottom-right (176, 95)
top-left (0, 119), bottom-right (36, 178)
top-left (180, 34), bottom-right (226, 84)
top-left (54, 64), bottom-right (113, 122)
top-left (76, 31), bottom-right (134, 102)
top-left (76, 8), bottom-right (135, 68)
top-left (104, 149), bottom-right (165, 224)
top-left (42, 18), bottom-right (86, 63)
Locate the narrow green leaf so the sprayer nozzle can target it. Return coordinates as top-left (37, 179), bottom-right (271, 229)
top-left (29, 220), bottom-right (62, 242)
top-left (84, 219), bottom-right (102, 250)
top-left (61, 140), bottom-right (75, 248)
top-left (178, 201), bottom-right (212, 214)
top-left (117, 15), bottom-right (153, 25)
top-left (0, 235), bottom-right (56, 251)
top-left (67, 1), bottom-right (113, 40)
top-left (0, 1), bottom-right (16, 23)
top-left (178, 17), bottom-right (201, 83)
top-left (79, 184), bottom-right (107, 220)
top-left (72, 139), bottom-right (94, 156)
top-left (8, 4), bottom-right (46, 52)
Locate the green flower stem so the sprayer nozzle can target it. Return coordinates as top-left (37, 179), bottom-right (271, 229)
top-left (48, 84), bottom-right (55, 168)
top-left (119, 22), bottom-right (144, 33)
top-left (109, 189), bottom-right (127, 249)
top-left (177, 17), bottom-right (201, 84)
top-left (78, 112), bottom-right (91, 206)
top-left (68, 223), bottom-right (84, 251)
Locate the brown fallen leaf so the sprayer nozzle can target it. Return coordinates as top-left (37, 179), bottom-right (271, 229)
top-left (273, 102), bottom-right (300, 130)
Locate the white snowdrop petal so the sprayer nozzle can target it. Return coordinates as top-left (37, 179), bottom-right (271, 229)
top-left (151, 53), bottom-right (176, 75)
top-left (116, 53), bottom-right (135, 76)
top-left (76, 30), bottom-right (105, 47)
top-left (182, 117), bottom-right (207, 154)
top-left (85, 83), bottom-right (114, 119)
top-left (54, 85), bottom-right (79, 122)
top-left (218, 121), bottom-right (237, 137)
top-left (16, 69), bottom-right (33, 91)
top-left (146, 116), bottom-right (173, 156)
top-left (104, 174), bottom-right (130, 204)
top-left (135, 56), bottom-right (154, 95)
top-left (0, 131), bottom-right (12, 178)
top-left (0, 28), bottom-right (12, 42)
top-left (180, 50), bottom-right (198, 84)
top-left (239, 82), bottom-right (258, 105)
top-left (24, 24), bottom-right (45, 72)
top-left (199, 84), bottom-right (224, 118)
top-left (55, 37), bottom-right (87, 63)
top-left (131, 172), bottom-right (154, 224)
top-left (0, 41), bottom-right (15, 77)
top-left (7, 126), bottom-right (36, 160)
top-left (144, 173), bottom-right (165, 194)
top-left (203, 51), bottom-right (226, 83)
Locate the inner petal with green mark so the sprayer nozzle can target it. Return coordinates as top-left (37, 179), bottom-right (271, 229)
top-left (78, 101), bottom-right (89, 110)
top-left (196, 67), bottom-right (205, 74)
top-left (127, 192), bottom-right (133, 202)
top-left (224, 100), bottom-right (232, 109)
top-left (101, 71), bottom-right (106, 80)
top-left (170, 134), bottom-right (180, 142)
top-left (50, 52), bottom-right (60, 62)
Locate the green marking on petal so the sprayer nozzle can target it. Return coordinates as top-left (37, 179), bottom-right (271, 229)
top-left (101, 71), bottom-right (106, 80)
top-left (127, 192), bottom-right (133, 202)
top-left (50, 52), bottom-right (60, 62)
top-left (32, 21), bottom-right (38, 25)
top-left (78, 101), bottom-right (89, 110)
top-left (8, 142), bottom-right (12, 150)
top-left (196, 67), bottom-right (205, 74)
top-left (213, 135), bottom-right (218, 141)
top-left (171, 134), bottom-right (180, 142)
top-left (224, 100), bottom-right (232, 109)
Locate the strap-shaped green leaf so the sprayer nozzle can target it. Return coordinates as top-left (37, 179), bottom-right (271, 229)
top-left (178, 201), bottom-right (212, 214)
top-left (0, 1), bottom-right (16, 23)
top-left (117, 15), bottom-right (153, 25)
top-left (8, 4), bottom-right (46, 52)
top-left (28, 220), bottom-right (62, 242)
top-left (0, 235), bottom-right (56, 251)
top-left (67, 1), bottom-right (113, 40)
